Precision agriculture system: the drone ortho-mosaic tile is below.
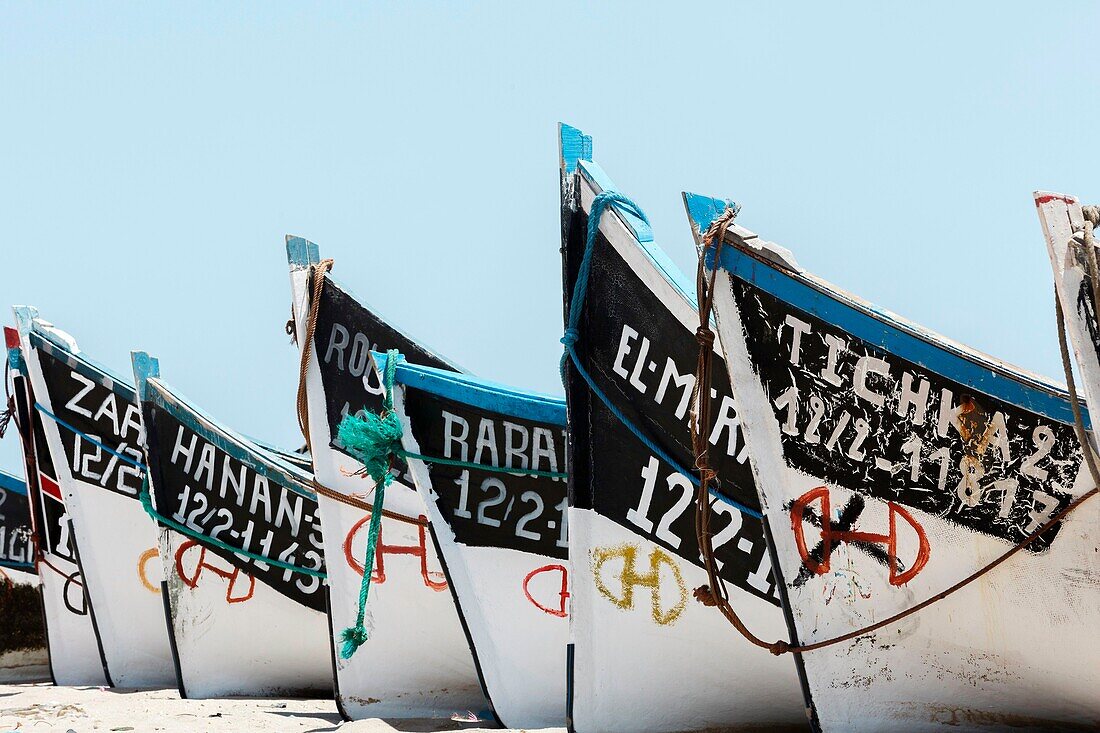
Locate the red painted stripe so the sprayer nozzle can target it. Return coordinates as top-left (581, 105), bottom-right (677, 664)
top-left (3, 327), bottom-right (19, 350)
top-left (39, 474), bottom-right (62, 502)
top-left (1035, 193), bottom-right (1076, 206)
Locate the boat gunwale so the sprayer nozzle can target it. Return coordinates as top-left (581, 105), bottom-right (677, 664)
top-left (142, 377), bottom-right (317, 500)
top-left (374, 351), bottom-right (566, 427)
top-left (695, 210), bottom-right (1089, 428)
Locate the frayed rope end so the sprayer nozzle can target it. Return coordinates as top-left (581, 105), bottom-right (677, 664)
top-left (337, 410), bottom-right (404, 486)
top-left (339, 625), bottom-right (369, 659)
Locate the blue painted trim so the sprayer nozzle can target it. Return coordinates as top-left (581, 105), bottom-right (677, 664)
top-left (0, 471), bottom-right (27, 496)
top-left (131, 351), bottom-right (160, 401)
top-left (286, 235), bottom-right (321, 269)
top-left (710, 244), bottom-right (1088, 428)
top-left (6, 346), bottom-right (21, 372)
top-left (576, 160), bottom-right (700, 305)
top-left (143, 381), bottom-right (316, 499)
top-left (683, 192), bottom-right (737, 238)
top-left (559, 123), bottom-right (593, 176)
top-left (374, 351), bottom-right (566, 426)
top-left (576, 160), bottom-right (653, 244)
top-left (0, 561), bottom-right (36, 571)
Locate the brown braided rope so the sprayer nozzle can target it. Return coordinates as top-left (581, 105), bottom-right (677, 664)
top-left (292, 259), bottom-right (427, 526)
top-left (38, 554), bottom-right (83, 587)
top-left (310, 480), bottom-right (427, 527)
top-left (690, 210), bottom-right (1099, 655)
top-left (296, 258), bottom-right (335, 454)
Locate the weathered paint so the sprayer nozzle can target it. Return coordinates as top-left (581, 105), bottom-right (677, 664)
top-left (12, 314), bottom-right (175, 688)
top-left (286, 237), bottom-right (484, 719)
top-left (558, 123), bottom-right (592, 177)
top-left (559, 127), bottom-right (805, 733)
top-left (387, 357), bottom-right (568, 728)
top-left (702, 196), bottom-right (1100, 732)
top-left (132, 352), bottom-right (331, 698)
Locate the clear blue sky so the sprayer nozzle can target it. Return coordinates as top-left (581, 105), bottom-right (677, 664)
top-left (3, 2), bottom-right (1099, 475)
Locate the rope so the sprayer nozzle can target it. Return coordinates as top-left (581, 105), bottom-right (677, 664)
top-left (335, 347), bottom-right (571, 658)
top-left (3, 359), bottom-right (21, 437)
top-left (560, 191), bottom-right (761, 520)
top-left (0, 395), bottom-right (13, 439)
top-left (138, 476), bottom-right (326, 578)
top-left (34, 399), bottom-right (326, 578)
top-left (38, 555), bottom-right (82, 586)
top-left (337, 348), bottom-right (399, 660)
top-left (34, 403), bottom-right (146, 469)
top-left (296, 258), bottom-right (335, 454)
top-left (687, 207), bottom-right (786, 649)
top-left (288, 257), bottom-right (436, 524)
top-left (397, 450), bottom-right (567, 479)
top-left (310, 480), bottom-right (427, 527)
top-left (289, 256), bottom-right (553, 565)
top-left (689, 211), bottom-right (1099, 655)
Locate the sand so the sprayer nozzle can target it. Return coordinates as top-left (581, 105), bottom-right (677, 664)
top-left (0, 684), bottom-right (565, 732)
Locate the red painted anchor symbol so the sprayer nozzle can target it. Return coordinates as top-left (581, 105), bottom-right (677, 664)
top-left (790, 486), bottom-right (930, 586)
top-left (175, 539), bottom-right (256, 604)
top-left (344, 514), bottom-right (448, 591)
top-left (523, 564), bottom-right (569, 618)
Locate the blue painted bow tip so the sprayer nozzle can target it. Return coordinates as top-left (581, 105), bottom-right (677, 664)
top-left (683, 192), bottom-right (739, 236)
top-left (11, 306), bottom-right (39, 336)
top-left (559, 123), bottom-right (593, 175)
top-left (369, 349), bottom-right (403, 376)
top-left (131, 350), bottom-right (161, 400)
top-left (286, 235), bottom-right (320, 267)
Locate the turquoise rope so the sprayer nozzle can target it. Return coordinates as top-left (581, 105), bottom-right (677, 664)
top-left (335, 348), bottom-right (568, 660)
top-left (560, 191), bottom-right (763, 521)
top-left (35, 400), bottom-right (326, 577)
top-left (34, 403), bottom-right (146, 469)
top-left (139, 477), bottom-right (326, 578)
top-left (337, 349), bottom-right (400, 659)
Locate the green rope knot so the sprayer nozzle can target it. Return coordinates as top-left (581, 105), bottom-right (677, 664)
top-left (337, 408), bottom-right (404, 487)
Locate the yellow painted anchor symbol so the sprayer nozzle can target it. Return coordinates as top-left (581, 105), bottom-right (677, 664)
top-left (592, 544), bottom-right (687, 626)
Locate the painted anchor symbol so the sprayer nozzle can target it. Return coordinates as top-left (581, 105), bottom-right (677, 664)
top-left (790, 486), bottom-right (929, 587)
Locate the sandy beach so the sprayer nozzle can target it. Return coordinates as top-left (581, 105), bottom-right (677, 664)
top-left (0, 684), bottom-right (562, 733)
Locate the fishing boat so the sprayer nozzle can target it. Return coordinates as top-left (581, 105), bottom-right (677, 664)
top-left (286, 238), bottom-right (485, 719)
top-left (0, 469), bottom-right (48, 682)
top-left (130, 351), bottom-right (331, 698)
top-left (558, 124), bottom-right (805, 733)
top-left (694, 194), bottom-right (1100, 731)
top-left (6, 325), bottom-right (110, 686)
top-left (373, 350), bottom-right (567, 728)
top-left (12, 309), bottom-right (175, 688)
